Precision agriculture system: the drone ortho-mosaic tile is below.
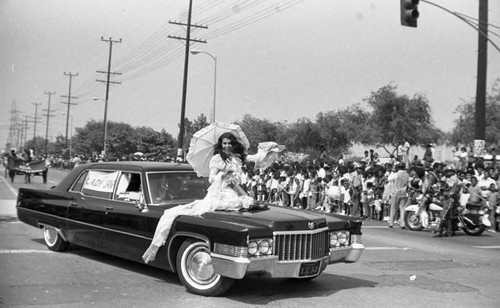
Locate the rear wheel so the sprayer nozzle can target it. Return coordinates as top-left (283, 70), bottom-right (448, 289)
top-left (42, 226), bottom-right (69, 252)
top-left (404, 211), bottom-right (424, 231)
top-left (176, 239), bottom-right (234, 296)
top-left (462, 221), bottom-right (486, 236)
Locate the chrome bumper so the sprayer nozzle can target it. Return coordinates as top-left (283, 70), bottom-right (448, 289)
top-left (328, 242), bottom-right (364, 263)
top-left (211, 243), bottom-right (365, 280)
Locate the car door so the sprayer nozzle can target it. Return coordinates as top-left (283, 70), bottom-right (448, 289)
top-left (102, 171), bottom-right (149, 262)
top-left (66, 169), bottom-right (119, 251)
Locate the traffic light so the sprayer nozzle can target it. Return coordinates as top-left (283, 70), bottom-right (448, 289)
top-left (400, 0), bottom-right (419, 28)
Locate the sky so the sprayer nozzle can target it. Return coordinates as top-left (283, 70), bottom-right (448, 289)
top-left (1, 0), bottom-right (500, 151)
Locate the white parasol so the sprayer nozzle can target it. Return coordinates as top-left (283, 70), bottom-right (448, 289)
top-left (186, 122), bottom-right (249, 177)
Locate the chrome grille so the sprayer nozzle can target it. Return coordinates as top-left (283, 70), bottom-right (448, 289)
top-left (274, 228), bottom-right (329, 261)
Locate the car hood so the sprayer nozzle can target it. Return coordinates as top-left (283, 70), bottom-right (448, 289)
top-left (202, 205), bottom-right (352, 237)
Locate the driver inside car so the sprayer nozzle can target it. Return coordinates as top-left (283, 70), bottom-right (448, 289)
top-left (156, 175), bottom-right (182, 203)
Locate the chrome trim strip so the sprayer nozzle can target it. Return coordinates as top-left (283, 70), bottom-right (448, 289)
top-left (17, 207), bottom-right (151, 241)
top-left (211, 252), bottom-right (251, 264)
top-left (273, 227), bottom-right (329, 235)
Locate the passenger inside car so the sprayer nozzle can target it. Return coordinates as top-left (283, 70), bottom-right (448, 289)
top-left (116, 172), bottom-right (143, 201)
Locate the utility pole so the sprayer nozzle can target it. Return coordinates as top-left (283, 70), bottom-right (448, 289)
top-left (97, 37), bottom-right (122, 159)
top-left (61, 72), bottom-right (78, 150)
top-left (169, 0), bottom-right (207, 162)
top-left (31, 102), bottom-right (41, 140)
top-left (7, 100), bottom-right (21, 150)
top-left (22, 115), bottom-right (30, 152)
top-left (474, 0), bottom-right (488, 158)
top-left (16, 122), bottom-right (22, 150)
top-left (43, 91), bottom-right (56, 155)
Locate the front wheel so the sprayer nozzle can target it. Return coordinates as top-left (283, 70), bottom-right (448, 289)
top-left (462, 219), bottom-right (486, 236)
top-left (404, 211), bottom-right (424, 231)
top-left (42, 226), bottom-right (69, 252)
top-left (176, 239), bottom-right (234, 296)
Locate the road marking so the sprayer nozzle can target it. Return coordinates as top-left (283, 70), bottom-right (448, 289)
top-left (0, 175), bottom-right (18, 196)
top-left (0, 249), bottom-right (54, 254)
top-left (363, 226), bottom-right (393, 229)
top-left (473, 246), bottom-right (500, 249)
top-left (365, 247), bottom-right (412, 251)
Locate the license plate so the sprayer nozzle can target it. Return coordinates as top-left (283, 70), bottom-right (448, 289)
top-left (299, 261), bottom-right (320, 277)
top-left (470, 210), bottom-right (479, 214)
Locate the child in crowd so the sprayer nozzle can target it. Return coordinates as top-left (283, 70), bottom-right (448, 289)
top-left (364, 182), bottom-right (375, 219)
top-left (300, 172), bottom-right (310, 209)
top-left (373, 193), bottom-right (383, 220)
top-left (327, 176), bottom-right (343, 213)
top-left (340, 178), bottom-right (351, 215)
top-left (318, 177), bottom-right (329, 211)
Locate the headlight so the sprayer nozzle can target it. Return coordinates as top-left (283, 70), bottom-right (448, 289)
top-left (247, 239), bottom-right (273, 257)
top-left (248, 241), bottom-right (258, 255)
top-left (330, 231), bottom-right (350, 247)
top-left (338, 232), bottom-right (348, 245)
top-left (330, 233), bottom-right (338, 247)
top-left (259, 240), bottom-right (271, 255)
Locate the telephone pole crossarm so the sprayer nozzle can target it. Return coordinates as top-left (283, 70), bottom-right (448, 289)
top-left (97, 36), bottom-right (122, 158)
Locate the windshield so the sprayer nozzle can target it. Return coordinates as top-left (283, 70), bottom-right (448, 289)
top-left (146, 172), bottom-right (209, 205)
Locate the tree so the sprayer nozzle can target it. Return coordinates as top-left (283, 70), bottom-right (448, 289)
top-left (287, 118), bottom-right (322, 154)
top-left (315, 111), bottom-right (351, 156)
top-left (364, 84), bottom-right (442, 154)
top-left (51, 135), bottom-right (68, 157)
top-left (135, 126), bottom-right (176, 160)
top-left (72, 120), bottom-right (106, 156)
top-left (237, 114), bottom-right (280, 152)
top-left (24, 136), bottom-right (48, 157)
top-left (183, 114), bottom-right (210, 151)
top-left (450, 78), bottom-right (500, 148)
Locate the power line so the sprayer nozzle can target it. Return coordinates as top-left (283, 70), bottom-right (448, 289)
top-left (69, 1), bottom-right (305, 100)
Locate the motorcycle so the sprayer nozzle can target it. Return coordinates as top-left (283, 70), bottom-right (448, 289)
top-left (450, 201), bottom-right (488, 236)
top-left (405, 185), bottom-right (489, 236)
top-left (404, 186), bottom-right (443, 231)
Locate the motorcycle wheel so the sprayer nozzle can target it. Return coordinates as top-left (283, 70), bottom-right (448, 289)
top-left (404, 211), bottom-right (424, 231)
top-left (462, 221), bottom-right (486, 236)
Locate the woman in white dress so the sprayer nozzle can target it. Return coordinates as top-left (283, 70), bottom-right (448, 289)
top-left (142, 132), bottom-right (284, 263)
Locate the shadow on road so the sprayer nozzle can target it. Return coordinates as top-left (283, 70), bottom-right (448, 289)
top-left (225, 272), bottom-right (376, 304)
top-left (27, 237), bottom-right (180, 284)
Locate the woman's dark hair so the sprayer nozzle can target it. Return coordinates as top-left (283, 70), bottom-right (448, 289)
top-left (213, 132), bottom-right (247, 162)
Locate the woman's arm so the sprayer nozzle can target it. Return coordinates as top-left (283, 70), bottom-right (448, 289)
top-left (209, 155), bottom-right (226, 184)
top-left (245, 142), bottom-right (285, 170)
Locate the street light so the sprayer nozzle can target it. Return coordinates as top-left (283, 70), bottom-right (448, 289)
top-left (92, 97), bottom-right (107, 158)
top-left (190, 49), bottom-right (217, 123)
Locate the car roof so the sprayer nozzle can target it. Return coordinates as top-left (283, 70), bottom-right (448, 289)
top-left (85, 161), bottom-right (194, 172)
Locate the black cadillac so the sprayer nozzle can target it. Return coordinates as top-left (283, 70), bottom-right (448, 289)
top-left (16, 162), bottom-right (364, 296)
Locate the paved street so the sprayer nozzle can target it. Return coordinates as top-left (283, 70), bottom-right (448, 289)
top-left (1, 166), bottom-right (500, 307)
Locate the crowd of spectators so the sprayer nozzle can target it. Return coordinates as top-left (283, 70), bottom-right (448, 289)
top-left (5, 143), bottom-right (499, 231)
top-left (237, 146), bottom-right (499, 231)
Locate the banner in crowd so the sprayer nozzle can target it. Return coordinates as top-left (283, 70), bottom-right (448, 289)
top-left (15, 160), bottom-right (47, 174)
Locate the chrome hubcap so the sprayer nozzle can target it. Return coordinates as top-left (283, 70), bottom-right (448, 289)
top-left (44, 227), bottom-right (57, 246)
top-left (186, 247), bottom-right (216, 285)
